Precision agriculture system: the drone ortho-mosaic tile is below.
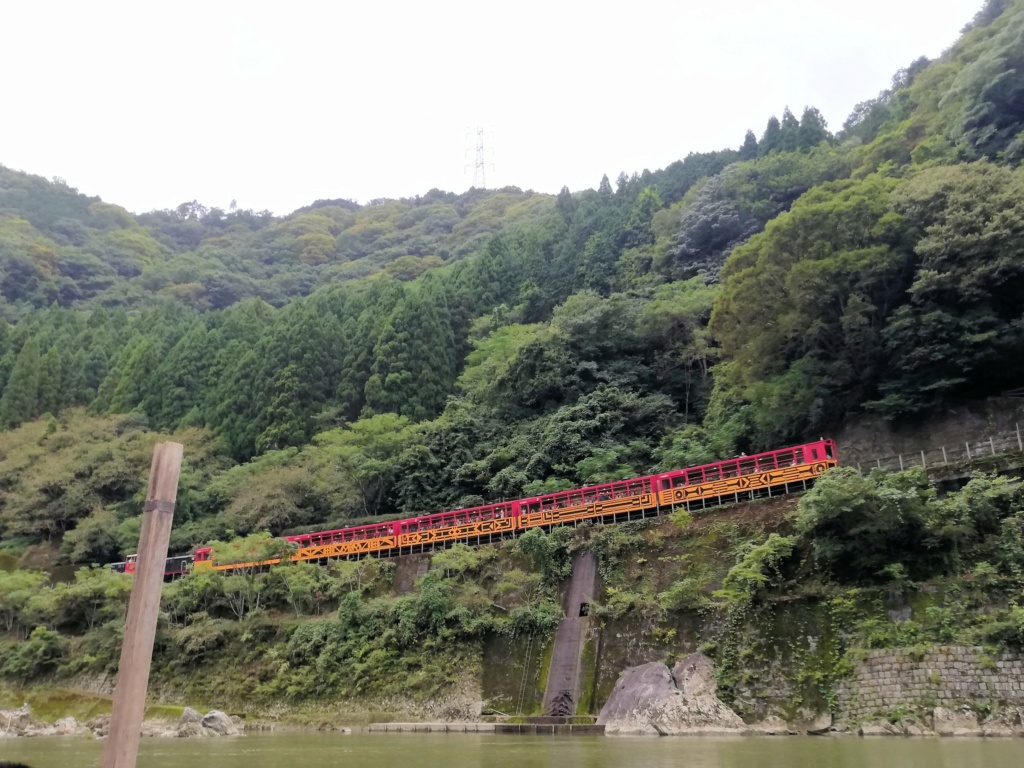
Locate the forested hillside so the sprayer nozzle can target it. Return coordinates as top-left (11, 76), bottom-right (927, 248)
top-left (2, 0), bottom-right (1024, 571)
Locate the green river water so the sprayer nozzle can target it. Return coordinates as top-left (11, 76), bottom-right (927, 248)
top-left (4, 733), bottom-right (1024, 768)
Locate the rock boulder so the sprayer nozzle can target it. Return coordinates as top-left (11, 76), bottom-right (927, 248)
top-left (859, 720), bottom-right (902, 736)
top-left (597, 656), bottom-right (744, 736)
top-left (53, 717), bottom-right (81, 736)
top-left (0, 705), bottom-right (37, 738)
top-left (201, 710), bottom-right (239, 736)
top-left (745, 715), bottom-right (790, 735)
top-left (933, 706), bottom-right (981, 737)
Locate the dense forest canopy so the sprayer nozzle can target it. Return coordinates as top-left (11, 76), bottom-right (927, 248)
top-left (2, 0), bottom-right (1024, 569)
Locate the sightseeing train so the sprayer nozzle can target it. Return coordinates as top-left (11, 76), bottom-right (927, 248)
top-left (111, 439), bottom-right (837, 578)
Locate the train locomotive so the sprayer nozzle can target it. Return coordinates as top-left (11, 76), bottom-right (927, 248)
top-left (113, 439), bottom-right (837, 578)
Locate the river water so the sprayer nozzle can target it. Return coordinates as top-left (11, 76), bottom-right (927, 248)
top-left (4, 732), bottom-right (1024, 768)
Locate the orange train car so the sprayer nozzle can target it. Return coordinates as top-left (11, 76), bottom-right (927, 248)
top-left (117, 440), bottom-right (838, 576)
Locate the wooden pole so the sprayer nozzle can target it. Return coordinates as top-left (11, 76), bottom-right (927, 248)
top-left (103, 442), bottom-right (183, 768)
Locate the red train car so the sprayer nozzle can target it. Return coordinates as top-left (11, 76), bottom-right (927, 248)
top-left (117, 439), bottom-right (838, 575)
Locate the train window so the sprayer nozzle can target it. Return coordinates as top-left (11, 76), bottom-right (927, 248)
top-left (705, 467), bottom-right (721, 482)
top-left (686, 469), bottom-right (702, 485)
top-left (811, 448), bottom-right (819, 460)
top-left (825, 444), bottom-right (834, 459)
top-left (777, 451), bottom-right (794, 467)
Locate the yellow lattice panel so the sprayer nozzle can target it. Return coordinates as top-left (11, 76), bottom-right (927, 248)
top-left (212, 556), bottom-right (284, 572)
top-left (399, 517), bottom-right (517, 548)
top-left (657, 461), bottom-right (835, 508)
top-left (519, 493), bottom-right (656, 531)
top-left (291, 537), bottom-right (398, 561)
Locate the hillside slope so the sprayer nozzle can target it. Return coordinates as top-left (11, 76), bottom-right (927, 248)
top-left (0, 0), bottom-right (1022, 571)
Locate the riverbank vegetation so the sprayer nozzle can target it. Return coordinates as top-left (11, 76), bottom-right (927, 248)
top-left (2, 466), bottom-right (1023, 717)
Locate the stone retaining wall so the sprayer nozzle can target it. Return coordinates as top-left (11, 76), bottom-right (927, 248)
top-left (838, 646), bottom-right (1024, 721)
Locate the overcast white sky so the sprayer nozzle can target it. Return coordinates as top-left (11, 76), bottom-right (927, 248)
top-left (0, 0), bottom-right (984, 215)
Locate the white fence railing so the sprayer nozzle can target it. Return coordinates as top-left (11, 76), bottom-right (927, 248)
top-left (853, 426), bottom-right (1024, 474)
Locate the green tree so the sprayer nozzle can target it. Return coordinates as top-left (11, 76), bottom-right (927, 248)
top-left (364, 286), bottom-right (455, 421)
top-left (758, 116), bottom-right (782, 156)
top-left (161, 569), bottom-right (225, 625)
top-left (335, 281), bottom-right (404, 421)
top-left (577, 233), bottom-right (617, 293)
top-left (797, 106), bottom-right (830, 150)
top-left (556, 185), bottom-right (576, 222)
top-left (739, 129), bottom-right (758, 160)
top-left (209, 533), bottom-right (293, 620)
top-left (270, 561), bottom-right (329, 616)
top-left (796, 468), bottom-right (940, 582)
top-left (871, 162), bottom-right (1024, 416)
top-left (150, 321), bottom-right (218, 429)
top-left (0, 569), bottom-right (49, 636)
top-left (709, 174), bottom-right (905, 447)
top-left (715, 534), bottom-right (794, 605)
top-left (778, 107), bottom-right (801, 152)
top-left (38, 345), bottom-right (62, 414)
top-left (0, 336), bottom-right (41, 428)
top-left (315, 413), bottom-right (422, 516)
top-left (52, 567), bottom-right (132, 632)
top-left (1, 626), bottom-right (63, 682)
top-left (948, 8), bottom-right (1024, 160)
top-left (100, 334), bottom-right (161, 414)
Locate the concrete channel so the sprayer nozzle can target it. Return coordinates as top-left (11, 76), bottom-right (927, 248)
top-left (541, 549), bottom-right (599, 717)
